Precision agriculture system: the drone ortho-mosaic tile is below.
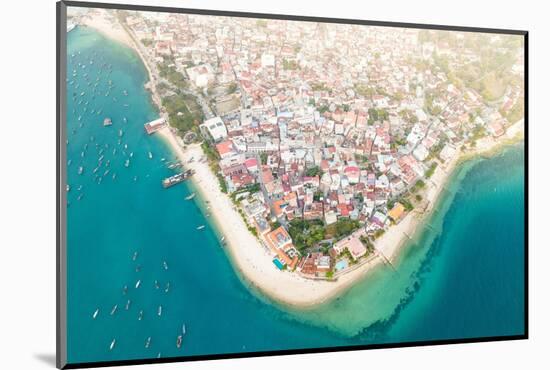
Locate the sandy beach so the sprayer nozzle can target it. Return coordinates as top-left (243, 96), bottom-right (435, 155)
top-left (79, 11), bottom-right (525, 307)
top-left (80, 9), bottom-right (134, 49)
top-left (157, 128), bottom-right (363, 307)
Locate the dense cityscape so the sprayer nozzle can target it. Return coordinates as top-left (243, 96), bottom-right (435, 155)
top-left (70, 8), bottom-right (524, 283)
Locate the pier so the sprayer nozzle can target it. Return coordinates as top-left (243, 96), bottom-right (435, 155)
top-left (144, 117), bottom-right (167, 135)
top-left (162, 169), bottom-right (195, 188)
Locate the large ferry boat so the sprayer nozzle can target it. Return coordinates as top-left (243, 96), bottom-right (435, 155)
top-left (162, 169), bottom-right (195, 188)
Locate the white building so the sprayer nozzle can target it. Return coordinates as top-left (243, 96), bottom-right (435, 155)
top-left (200, 117), bottom-right (228, 142)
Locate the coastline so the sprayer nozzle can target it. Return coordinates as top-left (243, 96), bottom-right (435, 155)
top-left (376, 118), bottom-right (524, 263)
top-left (83, 15), bottom-right (525, 308)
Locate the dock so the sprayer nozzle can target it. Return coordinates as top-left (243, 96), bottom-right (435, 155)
top-left (144, 117), bottom-right (167, 135)
top-left (162, 169), bottom-right (195, 188)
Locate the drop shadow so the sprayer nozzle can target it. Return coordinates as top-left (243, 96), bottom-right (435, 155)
top-left (34, 353), bottom-right (56, 367)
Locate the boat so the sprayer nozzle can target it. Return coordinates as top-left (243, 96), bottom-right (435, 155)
top-left (157, 306), bottom-right (162, 316)
top-left (125, 300), bottom-right (131, 310)
top-left (167, 162), bottom-right (182, 169)
top-left (124, 159), bottom-right (130, 168)
top-left (103, 117), bottom-right (112, 126)
top-left (66, 184), bottom-right (70, 192)
top-left (182, 324), bottom-right (186, 335)
top-left (162, 169), bottom-right (195, 188)
top-left (77, 194), bottom-right (84, 201)
top-left (132, 251), bottom-right (138, 261)
top-left (164, 282), bottom-right (170, 293)
top-left (185, 193), bottom-right (196, 200)
top-left (148, 151), bottom-right (153, 159)
top-left (78, 166), bottom-right (84, 175)
top-left (92, 308), bottom-right (99, 319)
top-left (110, 304), bottom-right (118, 315)
top-left (123, 90), bottom-right (128, 96)
top-left (196, 225), bottom-right (205, 230)
top-left (135, 279), bottom-right (141, 289)
top-left (118, 129), bottom-right (123, 137)
top-left (138, 310), bottom-right (144, 321)
top-left (154, 280), bottom-right (160, 289)
top-left (176, 335), bottom-right (182, 349)
top-left (109, 339), bottom-right (116, 351)
top-left (122, 285), bottom-right (128, 295)
top-left (163, 261), bottom-right (168, 270)
top-left (145, 337), bottom-right (151, 349)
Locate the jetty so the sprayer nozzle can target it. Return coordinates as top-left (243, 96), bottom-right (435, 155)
top-left (144, 117), bottom-right (167, 135)
top-left (162, 169), bottom-right (195, 188)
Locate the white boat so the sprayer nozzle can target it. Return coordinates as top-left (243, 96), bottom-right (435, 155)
top-left (66, 185), bottom-right (70, 192)
top-left (78, 166), bottom-right (84, 175)
top-left (185, 193), bottom-right (196, 200)
top-left (110, 304), bottom-right (118, 315)
top-left (138, 310), bottom-right (143, 321)
top-left (176, 335), bottom-right (182, 348)
top-left (164, 282), bottom-right (170, 293)
top-left (197, 225), bottom-right (205, 230)
top-left (135, 279), bottom-right (141, 289)
top-left (119, 129), bottom-right (123, 137)
top-left (92, 308), bottom-right (99, 319)
top-left (132, 251), bottom-right (138, 261)
top-left (163, 261), bottom-right (168, 270)
top-left (109, 339), bottom-right (116, 351)
top-left (125, 300), bottom-right (131, 310)
top-left (148, 151), bottom-right (153, 159)
top-left (182, 324), bottom-right (186, 335)
top-left (124, 159), bottom-right (130, 168)
top-left (157, 306), bottom-right (162, 316)
top-left (145, 337), bottom-right (151, 348)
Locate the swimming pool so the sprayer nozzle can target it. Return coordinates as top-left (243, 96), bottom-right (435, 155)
top-left (335, 259), bottom-right (348, 271)
top-left (273, 258), bottom-right (285, 270)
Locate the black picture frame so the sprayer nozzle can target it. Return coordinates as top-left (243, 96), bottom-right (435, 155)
top-left (56, 1), bottom-right (529, 368)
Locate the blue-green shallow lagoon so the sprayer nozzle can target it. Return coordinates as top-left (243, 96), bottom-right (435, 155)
top-left (66, 27), bottom-right (525, 364)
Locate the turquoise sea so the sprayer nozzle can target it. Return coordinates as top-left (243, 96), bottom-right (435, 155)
top-left (66, 27), bottom-right (525, 365)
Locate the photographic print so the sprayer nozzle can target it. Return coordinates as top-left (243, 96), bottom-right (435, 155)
top-left (58, 1), bottom-right (527, 368)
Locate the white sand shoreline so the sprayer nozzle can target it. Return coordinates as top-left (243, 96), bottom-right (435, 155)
top-left (79, 11), bottom-right (526, 308)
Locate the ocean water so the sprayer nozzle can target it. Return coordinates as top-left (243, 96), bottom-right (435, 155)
top-left (65, 27), bottom-right (525, 365)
